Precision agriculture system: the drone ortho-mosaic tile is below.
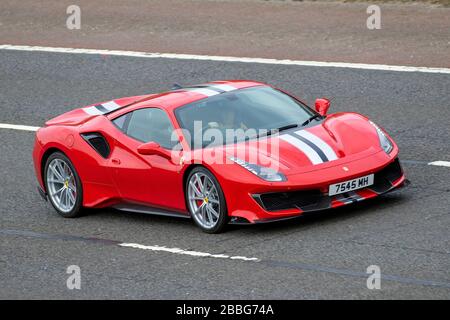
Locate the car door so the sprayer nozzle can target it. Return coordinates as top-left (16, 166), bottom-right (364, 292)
top-left (109, 107), bottom-right (186, 212)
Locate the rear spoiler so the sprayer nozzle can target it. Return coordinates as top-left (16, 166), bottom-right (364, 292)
top-left (82, 94), bottom-right (156, 116)
top-left (45, 94), bottom-right (155, 127)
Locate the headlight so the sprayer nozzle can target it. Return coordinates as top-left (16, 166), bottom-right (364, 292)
top-left (229, 157), bottom-right (286, 182)
top-left (369, 120), bottom-right (393, 154)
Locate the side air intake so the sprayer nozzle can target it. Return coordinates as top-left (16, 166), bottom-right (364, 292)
top-left (81, 132), bottom-right (111, 158)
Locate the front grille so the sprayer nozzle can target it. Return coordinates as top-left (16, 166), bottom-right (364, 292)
top-left (254, 158), bottom-right (403, 212)
top-left (255, 190), bottom-right (327, 212)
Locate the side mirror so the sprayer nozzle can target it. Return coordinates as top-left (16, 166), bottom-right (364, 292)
top-left (315, 98), bottom-right (330, 116)
top-left (137, 141), bottom-right (171, 159)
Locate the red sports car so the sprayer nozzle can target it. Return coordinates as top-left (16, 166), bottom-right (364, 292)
top-left (33, 80), bottom-right (407, 233)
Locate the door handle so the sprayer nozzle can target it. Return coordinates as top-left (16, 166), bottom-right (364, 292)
top-left (112, 158), bottom-right (121, 165)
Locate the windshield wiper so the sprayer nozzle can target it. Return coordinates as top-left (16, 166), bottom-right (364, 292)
top-left (301, 114), bottom-right (322, 127)
top-left (251, 124), bottom-right (299, 140)
top-left (277, 124), bottom-right (299, 132)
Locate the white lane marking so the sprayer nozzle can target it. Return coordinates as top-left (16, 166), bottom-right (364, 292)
top-left (428, 161), bottom-right (450, 168)
top-left (0, 123), bottom-right (40, 131)
top-left (1, 44), bottom-right (450, 74)
top-left (295, 130), bottom-right (338, 161)
top-left (119, 242), bottom-right (260, 262)
top-left (280, 134), bottom-right (323, 165)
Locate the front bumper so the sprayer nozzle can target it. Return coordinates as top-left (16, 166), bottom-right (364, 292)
top-left (225, 156), bottom-right (407, 224)
top-left (254, 158), bottom-right (404, 213)
top-left (252, 176), bottom-right (408, 224)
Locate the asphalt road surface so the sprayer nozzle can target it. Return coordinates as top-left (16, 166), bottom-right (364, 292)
top-left (0, 50), bottom-right (449, 299)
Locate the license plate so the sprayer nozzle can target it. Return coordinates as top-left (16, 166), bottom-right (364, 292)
top-left (329, 174), bottom-right (374, 196)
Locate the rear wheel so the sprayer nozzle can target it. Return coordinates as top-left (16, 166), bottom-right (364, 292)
top-left (44, 152), bottom-right (83, 218)
top-left (186, 167), bottom-right (228, 233)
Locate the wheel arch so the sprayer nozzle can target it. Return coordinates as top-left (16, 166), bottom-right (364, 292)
top-left (182, 163), bottom-right (229, 233)
top-left (40, 147), bottom-right (68, 191)
top-left (182, 163), bottom-right (229, 213)
top-left (182, 164), bottom-right (203, 195)
top-left (182, 163), bottom-right (222, 194)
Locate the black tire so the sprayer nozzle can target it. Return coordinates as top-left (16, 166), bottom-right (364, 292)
top-left (44, 152), bottom-right (83, 218)
top-left (185, 167), bottom-right (228, 233)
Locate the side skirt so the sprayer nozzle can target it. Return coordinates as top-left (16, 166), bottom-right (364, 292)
top-left (113, 203), bottom-right (253, 225)
top-left (113, 203), bottom-right (191, 219)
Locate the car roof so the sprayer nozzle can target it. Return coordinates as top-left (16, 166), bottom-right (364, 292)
top-left (110, 80), bottom-right (267, 117)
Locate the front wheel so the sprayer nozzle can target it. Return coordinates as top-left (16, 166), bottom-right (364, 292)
top-left (44, 152), bottom-right (83, 218)
top-left (186, 167), bottom-right (228, 233)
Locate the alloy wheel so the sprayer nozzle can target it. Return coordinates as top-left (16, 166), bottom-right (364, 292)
top-left (46, 158), bottom-right (77, 213)
top-left (187, 172), bottom-right (221, 229)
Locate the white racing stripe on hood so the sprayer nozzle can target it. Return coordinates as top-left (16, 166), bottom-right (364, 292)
top-left (280, 134), bottom-right (323, 165)
top-left (295, 130), bottom-right (338, 161)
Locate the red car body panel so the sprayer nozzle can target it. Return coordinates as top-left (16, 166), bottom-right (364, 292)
top-left (33, 80), bottom-right (406, 223)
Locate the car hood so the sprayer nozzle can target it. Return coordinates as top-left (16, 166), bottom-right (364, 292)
top-left (220, 112), bottom-right (383, 175)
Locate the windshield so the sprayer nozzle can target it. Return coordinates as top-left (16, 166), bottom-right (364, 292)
top-left (174, 86), bottom-right (316, 148)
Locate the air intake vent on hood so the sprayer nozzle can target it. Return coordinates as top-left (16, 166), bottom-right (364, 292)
top-left (81, 132), bottom-right (110, 158)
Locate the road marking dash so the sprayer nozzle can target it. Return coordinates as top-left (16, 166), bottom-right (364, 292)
top-left (1, 44), bottom-right (450, 74)
top-left (119, 242), bottom-right (260, 262)
top-left (428, 161), bottom-right (450, 168)
top-left (0, 123), bottom-right (40, 131)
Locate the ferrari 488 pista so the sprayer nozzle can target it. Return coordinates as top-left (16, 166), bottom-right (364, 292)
top-left (33, 80), bottom-right (407, 233)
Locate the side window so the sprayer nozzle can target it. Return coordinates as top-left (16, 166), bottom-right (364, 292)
top-left (113, 113), bottom-right (129, 130)
top-left (114, 108), bottom-right (177, 149)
